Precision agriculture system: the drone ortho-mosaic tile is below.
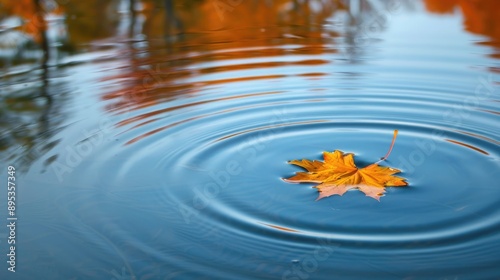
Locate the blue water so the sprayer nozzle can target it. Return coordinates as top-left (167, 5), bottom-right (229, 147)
top-left (1, 0), bottom-right (499, 279)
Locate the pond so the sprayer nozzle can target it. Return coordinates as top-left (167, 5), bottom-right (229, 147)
top-left (1, 0), bottom-right (499, 279)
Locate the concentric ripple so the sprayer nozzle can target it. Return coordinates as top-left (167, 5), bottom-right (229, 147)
top-left (78, 15), bottom-right (500, 278)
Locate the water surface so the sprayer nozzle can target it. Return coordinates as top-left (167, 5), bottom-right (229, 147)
top-left (1, 0), bottom-right (499, 279)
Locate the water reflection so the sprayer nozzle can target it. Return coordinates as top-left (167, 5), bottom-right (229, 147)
top-left (0, 0), bottom-right (67, 172)
top-left (103, 0), bottom-right (344, 112)
top-left (335, 0), bottom-right (415, 62)
top-left (0, 0), bottom-right (64, 67)
top-left (1, 1), bottom-right (499, 67)
top-left (2, 0), bottom-right (499, 128)
top-left (424, 0), bottom-right (500, 59)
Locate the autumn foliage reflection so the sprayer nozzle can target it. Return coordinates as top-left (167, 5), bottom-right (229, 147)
top-left (104, 0), bottom-right (500, 136)
top-left (2, 0), bottom-right (499, 146)
top-left (0, 0), bottom-right (54, 43)
top-left (102, 0), bottom-right (346, 116)
top-left (424, 0), bottom-right (500, 59)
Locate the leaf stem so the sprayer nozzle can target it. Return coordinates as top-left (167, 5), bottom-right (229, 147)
top-left (381, 129), bottom-right (398, 161)
top-left (371, 130), bottom-right (398, 166)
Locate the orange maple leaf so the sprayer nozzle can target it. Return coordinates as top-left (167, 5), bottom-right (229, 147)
top-left (284, 130), bottom-right (408, 201)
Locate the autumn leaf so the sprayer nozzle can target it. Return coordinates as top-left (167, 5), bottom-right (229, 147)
top-left (284, 130), bottom-right (408, 201)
